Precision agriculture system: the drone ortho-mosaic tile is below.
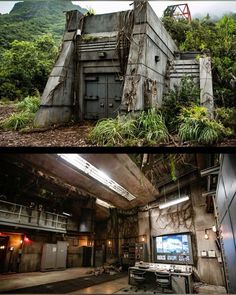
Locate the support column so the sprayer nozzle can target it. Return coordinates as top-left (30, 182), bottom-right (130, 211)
top-left (199, 57), bottom-right (214, 118)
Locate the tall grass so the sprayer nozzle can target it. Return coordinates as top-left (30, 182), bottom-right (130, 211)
top-left (1, 112), bottom-right (35, 131)
top-left (16, 96), bottom-right (40, 113)
top-left (88, 109), bottom-right (169, 146)
top-left (137, 109), bottom-right (169, 144)
top-left (0, 95), bottom-right (40, 131)
top-left (88, 115), bottom-right (137, 146)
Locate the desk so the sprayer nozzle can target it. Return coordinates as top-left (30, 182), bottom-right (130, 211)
top-left (128, 266), bottom-right (193, 293)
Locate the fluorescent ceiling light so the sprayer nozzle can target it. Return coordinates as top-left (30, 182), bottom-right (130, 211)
top-left (57, 154), bottom-right (136, 201)
top-left (96, 198), bottom-right (115, 209)
top-left (62, 212), bottom-right (72, 217)
top-left (159, 196), bottom-right (189, 209)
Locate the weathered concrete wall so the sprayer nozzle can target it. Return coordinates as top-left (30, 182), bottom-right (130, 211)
top-left (77, 10), bottom-right (133, 120)
top-left (199, 57), bottom-right (214, 118)
top-left (191, 182), bottom-right (225, 286)
top-left (138, 183), bottom-right (225, 286)
top-left (19, 234), bottom-right (48, 272)
top-left (67, 235), bottom-right (89, 267)
top-left (34, 11), bottom-right (84, 127)
top-left (122, 1), bottom-right (178, 111)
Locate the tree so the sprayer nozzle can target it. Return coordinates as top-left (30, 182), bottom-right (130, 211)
top-left (0, 34), bottom-right (58, 100)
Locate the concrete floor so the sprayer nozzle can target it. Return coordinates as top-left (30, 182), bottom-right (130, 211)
top-left (0, 267), bottom-right (129, 294)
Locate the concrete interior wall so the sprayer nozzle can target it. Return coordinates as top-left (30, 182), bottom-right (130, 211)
top-left (67, 235), bottom-right (89, 267)
top-left (215, 154), bottom-right (236, 293)
top-left (138, 182), bottom-right (225, 286)
top-left (1, 232), bottom-right (92, 272)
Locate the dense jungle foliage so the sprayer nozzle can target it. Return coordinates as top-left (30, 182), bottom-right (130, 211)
top-left (162, 14), bottom-right (236, 108)
top-left (0, 0), bottom-right (86, 101)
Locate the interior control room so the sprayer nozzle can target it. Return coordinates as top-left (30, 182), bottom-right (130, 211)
top-left (0, 153), bottom-right (235, 294)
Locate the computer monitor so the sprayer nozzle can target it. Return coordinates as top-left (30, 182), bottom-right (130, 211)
top-left (153, 233), bottom-right (193, 264)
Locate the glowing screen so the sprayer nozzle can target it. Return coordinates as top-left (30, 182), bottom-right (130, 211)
top-left (156, 234), bottom-right (189, 254)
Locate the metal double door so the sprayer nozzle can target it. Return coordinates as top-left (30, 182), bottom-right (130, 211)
top-left (84, 74), bottom-right (122, 120)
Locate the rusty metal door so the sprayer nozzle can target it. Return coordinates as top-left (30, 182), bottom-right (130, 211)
top-left (56, 241), bottom-right (67, 269)
top-left (84, 74), bottom-right (122, 119)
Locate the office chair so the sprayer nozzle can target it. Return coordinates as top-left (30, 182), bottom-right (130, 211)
top-left (155, 271), bottom-right (172, 293)
top-left (130, 269), bottom-right (146, 288)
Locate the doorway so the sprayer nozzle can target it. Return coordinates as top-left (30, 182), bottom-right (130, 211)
top-left (84, 74), bottom-right (123, 120)
top-left (0, 235), bottom-right (9, 273)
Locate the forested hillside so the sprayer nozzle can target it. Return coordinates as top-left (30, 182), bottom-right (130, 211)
top-left (0, 0), bottom-right (86, 100)
top-left (0, 0), bottom-right (86, 49)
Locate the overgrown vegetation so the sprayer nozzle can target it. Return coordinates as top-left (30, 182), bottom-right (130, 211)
top-left (161, 76), bottom-right (200, 133)
top-left (162, 14), bottom-right (236, 107)
top-left (89, 75), bottom-right (235, 146)
top-left (85, 7), bottom-right (96, 16)
top-left (88, 109), bottom-right (169, 146)
top-left (0, 0), bottom-right (87, 102)
top-left (0, 96), bottom-right (40, 131)
top-left (137, 109), bottom-right (169, 145)
top-left (89, 115), bottom-right (137, 146)
top-left (81, 35), bottom-right (98, 42)
top-left (178, 106), bottom-right (233, 145)
top-left (215, 107), bottom-right (236, 128)
top-left (0, 34), bottom-right (58, 101)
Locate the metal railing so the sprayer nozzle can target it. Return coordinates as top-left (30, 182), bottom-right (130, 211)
top-left (0, 200), bottom-right (68, 232)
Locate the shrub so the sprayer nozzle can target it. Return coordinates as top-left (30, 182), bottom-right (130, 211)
top-left (16, 95), bottom-right (40, 113)
top-left (178, 105), bottom-right (233, 144)
top-left (161, 76), bottom-right (200, 133)
top-left (215, 107), bottom-right (236, 127)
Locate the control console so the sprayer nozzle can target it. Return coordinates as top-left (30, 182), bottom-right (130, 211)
top-left (135, 262), bottom-right (193, 273)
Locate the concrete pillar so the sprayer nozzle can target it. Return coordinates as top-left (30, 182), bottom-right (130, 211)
top-left (34, 11), bottom-right (84, 127)
top-left (199, 57), bottom-right (214, 118)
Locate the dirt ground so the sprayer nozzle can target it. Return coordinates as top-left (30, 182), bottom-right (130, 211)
top-left (0, 104), bottom-right (95, 147)
top-left (0, 104), bottom-right (235, 147)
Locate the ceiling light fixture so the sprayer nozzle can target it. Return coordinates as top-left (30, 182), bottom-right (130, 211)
top-left (204, 229), bottom-right (209, 240)
top-left (57, 154), bottom-right (136, 201)
top-left (62, 212), bottom-right (72, 217)
top-left (96, 198), bottom-right (115, 209)
top-left (159, 196), bottom-right (190, 209)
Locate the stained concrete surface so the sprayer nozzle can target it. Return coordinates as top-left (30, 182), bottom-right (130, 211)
top-left (0, 268), bottom-right (129, 294)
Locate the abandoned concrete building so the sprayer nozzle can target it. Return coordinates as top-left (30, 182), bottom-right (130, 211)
top-left (0, 153), bottom-right (235, 294)
top-left (34, 1), bottom-right (214, 127)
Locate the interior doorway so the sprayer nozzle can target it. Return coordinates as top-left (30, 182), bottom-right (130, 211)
top-left (0, 235), bottom-right (9, 273)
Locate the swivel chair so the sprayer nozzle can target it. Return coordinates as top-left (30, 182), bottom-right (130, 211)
top-left (155, 271), bottom-right (172, 293)
top-left (130, 269), bottom-right (146, 290)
